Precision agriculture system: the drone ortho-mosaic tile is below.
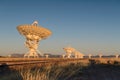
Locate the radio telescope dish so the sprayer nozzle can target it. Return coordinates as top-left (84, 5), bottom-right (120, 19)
top-left (17, 21), bottom-right (52, 58)
top-left (63, 46), bottom-right (84, 58)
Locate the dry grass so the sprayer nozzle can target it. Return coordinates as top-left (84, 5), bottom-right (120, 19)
top-left (1, 58), bottom-right (120, 80)
top-left (18, 61), bottom-right (87, 80)
top-left (0, 58), bottom-right (89, 80)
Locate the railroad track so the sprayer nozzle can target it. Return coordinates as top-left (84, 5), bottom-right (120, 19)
top-left (0, 61), bottom-right (50, 66)
top-left (0, 58), bottom-right (89, 66)
top-left (2, 57), bottom-right (119, 67)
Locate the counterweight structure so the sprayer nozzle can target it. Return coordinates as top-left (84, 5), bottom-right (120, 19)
top-left (17, 21), bottom-right (52, 58)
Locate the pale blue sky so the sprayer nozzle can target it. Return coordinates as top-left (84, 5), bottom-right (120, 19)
top-left (0, 0), bottom-right (120, 55)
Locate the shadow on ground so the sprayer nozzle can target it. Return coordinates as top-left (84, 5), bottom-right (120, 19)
top-left (68, 59), bottom-right (120, 80)
top-left (0, 63), bottom-right (23, 80)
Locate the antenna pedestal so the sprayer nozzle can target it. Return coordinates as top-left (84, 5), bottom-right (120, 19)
top-left (24, 35), bottom-right (42, 58)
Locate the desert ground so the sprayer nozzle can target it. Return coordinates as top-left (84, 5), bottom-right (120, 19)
top-left (0, 58), bottom-right (120, 80)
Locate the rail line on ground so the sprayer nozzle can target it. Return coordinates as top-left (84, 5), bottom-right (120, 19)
top-left (0, 58), bottom-right (120, 67)
top-left (0, 58), bottom-right (89, 66)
